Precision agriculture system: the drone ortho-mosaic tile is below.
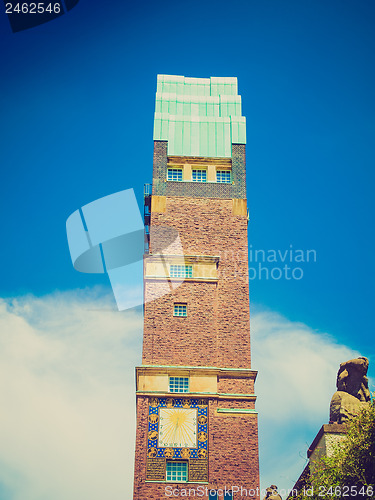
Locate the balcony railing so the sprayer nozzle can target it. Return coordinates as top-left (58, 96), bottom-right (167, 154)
top-left (144, 183), bottom-right (152, 253)
top-left (144, 183), bottom-right (152, 197)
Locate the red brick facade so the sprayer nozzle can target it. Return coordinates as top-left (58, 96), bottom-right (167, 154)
top-left (133, 141), bottom-right (260, 499)
top-left (143, 196), bottom-right (251, 369)
top-left (134, 397), bottom-right (260, 500)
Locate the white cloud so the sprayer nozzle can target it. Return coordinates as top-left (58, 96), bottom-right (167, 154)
top-left (0, 289), bottom-right (142, 500)
top-left (251, 307), bottom-right (368, 494)
top-left (0, 292), bottom-right (370, 500)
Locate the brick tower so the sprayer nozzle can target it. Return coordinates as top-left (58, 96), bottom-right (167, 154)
top-left (133, 75), bottom-right (260, 499)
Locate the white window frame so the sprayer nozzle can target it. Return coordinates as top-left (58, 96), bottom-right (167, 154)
top-left (216, 170), bottom-right (232, 184)
top-left (173, 303), bottom-right (187, 317)
top-left (166, 461), bottom-right (188, 482)
top-left (170, 265), bottom-right (193, 278)
top-left (192, 169), bottom-right (207, 182)
top-left (169, 376), bottom-right (189, 393)
top-left (167, 168), bottom-right (183, 181)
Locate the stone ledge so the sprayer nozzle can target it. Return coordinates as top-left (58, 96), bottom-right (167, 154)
top-left (307, 423), bottom-right (347, 458)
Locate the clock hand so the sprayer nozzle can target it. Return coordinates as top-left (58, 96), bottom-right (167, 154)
top-left (172, 414), bottom-right (180, 443)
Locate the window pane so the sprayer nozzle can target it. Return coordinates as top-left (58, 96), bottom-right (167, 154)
top-left (170, 265), bottom-right (193, 278)
top-left (169, 377), bottom-right (189, 392)
top-left (192, 169), bottom-right (207, 182)
top-left (173, 304), bottom-right (187, 317)
top-left (216, 170), bottom-right (231, 183)
top-left (208, 492), bottom-right (232, 499)
top-left (166, 461), bottom-right (188, 482)
top-left (167, 169), bottom-right (183, 181)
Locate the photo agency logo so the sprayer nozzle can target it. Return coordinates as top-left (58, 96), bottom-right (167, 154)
top-left (249, 244), bottom-right (317, 281)
top-left (165, 485), bottom-right (297, 498)
top-left (213, 246), bottom-right (317, 281)
top-left (66, 189), bottom-right (186, 312)
top-left (4, 0), bottom-right (79, 32)
top-left (66, 190), bottom-right (317, 310)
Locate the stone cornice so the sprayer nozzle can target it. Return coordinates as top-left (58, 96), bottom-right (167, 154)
top-left (136, 391), bottom-right (256, 401)
top-left (136, 365), bottom-right (257, 379)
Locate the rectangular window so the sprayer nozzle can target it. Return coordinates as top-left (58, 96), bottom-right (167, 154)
top-left (173, 303), bottom-right (187, 317)
top-left (169, 377), bottom-right (189, 393)
top-left (170, 265), bottom-right (193, 278)
top-left (167, 168), bottom-right (183, 181)
top-left (166, 461), bottom-right (188, 482)
top-left (216, 170), bottom-right (231, 183)
top-left (192, 169), bottom-right (207, 182)
top-left (209, 493), bottom-right (232, 499)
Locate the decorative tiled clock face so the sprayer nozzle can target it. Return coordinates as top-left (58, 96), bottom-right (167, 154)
top-left (146, 397), bottom-right (208, 482)
top-left (159, 407), bottom-right (197, 448)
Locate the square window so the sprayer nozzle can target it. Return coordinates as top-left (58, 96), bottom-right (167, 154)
top-left (216, 170), bottom-right (231, 183)
top-left (166, 461), bottom-right (188, 482)
top-left (170, 265), bottom-right (193, 278)
top-left (169, 377), bottom-right (189, 393)
top-left (173, 303), bottom-right (187, 317)
top-left (192, 169), bottom-right (207, 182)
top-left (167, 168), bottom-right (183, 181)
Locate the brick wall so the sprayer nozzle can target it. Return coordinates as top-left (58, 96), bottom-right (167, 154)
top-left (231, 144), bottom-right (247, 198)
top-left (209, 399), bottom-right (260, 498)
top-left (152, 141), bottom-right (247, 199)
top-left (133, 396), bottom-right (260, 499)
top-left (143, 196), bottom-right (251, 369)
top-left (134, 139), bottom-right (259, 499)
top-left (217, 376), bottom-right (254, 394)
top-left (152, 141), bottom-right (168, 196)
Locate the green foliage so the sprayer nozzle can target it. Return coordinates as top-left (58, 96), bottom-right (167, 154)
top-left (295, 401), bottom-right (375, 500)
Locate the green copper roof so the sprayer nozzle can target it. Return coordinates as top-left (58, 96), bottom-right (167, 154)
top-left (154, 74), bottom-right (246, 158)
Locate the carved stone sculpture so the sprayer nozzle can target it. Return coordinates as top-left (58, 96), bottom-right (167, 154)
top-left (329, 357), bottom-right (371, 424)
top-left (263, 485), bottom-right (282, 500)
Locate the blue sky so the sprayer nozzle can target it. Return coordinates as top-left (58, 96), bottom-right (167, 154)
top-left (0, 0), bottom-right (374, 498)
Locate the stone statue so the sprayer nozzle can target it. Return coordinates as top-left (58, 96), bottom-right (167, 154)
top-left (329, 357), bottom-right (371, 424)
top-left (263, 485), bottom-right (282, 500)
